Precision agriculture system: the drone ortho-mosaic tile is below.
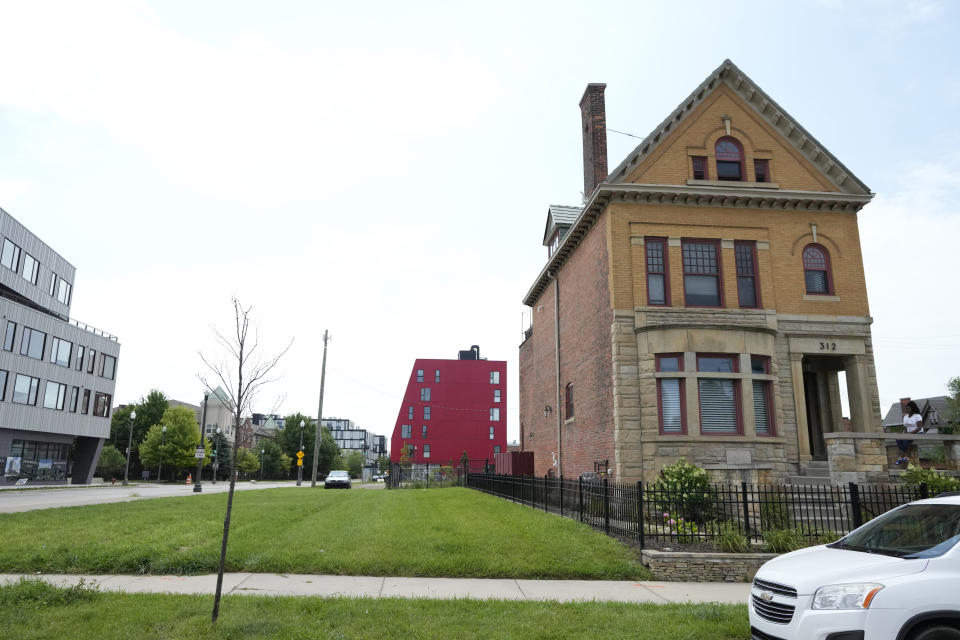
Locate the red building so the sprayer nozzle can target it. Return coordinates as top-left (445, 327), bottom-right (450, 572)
top-left (390, 346), bottom-right (507, 466)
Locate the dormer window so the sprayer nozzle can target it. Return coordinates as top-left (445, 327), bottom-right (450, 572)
top-left (715, 137), bottom-right (744, 181)
top-left (548, 232), bottom-right (561, 258)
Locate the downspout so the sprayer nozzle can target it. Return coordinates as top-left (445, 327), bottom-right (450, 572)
top-left (552, 272), bottom-right (562, 477)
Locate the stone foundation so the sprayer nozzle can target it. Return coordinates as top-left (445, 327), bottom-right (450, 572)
top-left (640, 549), bottom-right (777, 582)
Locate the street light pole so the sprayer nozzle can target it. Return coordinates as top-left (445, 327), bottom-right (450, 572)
top-left (195, 392), bottom-right (208, 493)
top-left (122, 410), bottom-right (136, 486)
top-left (297, 419), bottom-right (304, 486)
top-left (260, 448), bottom-right (265, 481)
top-left (157, 425), bottom-right (167, 482)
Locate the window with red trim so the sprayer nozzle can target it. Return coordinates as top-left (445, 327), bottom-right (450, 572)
top-left (682, 240), bottom-right (722, 307)
top-left (715, 137), bottom-right (744, 181)
top-left (656, 354), bottom-right (685, 434)
top-left (735, 241), bottom-right (759, 308)
top-left (692, 156), bottom-right (708, 180)
top-left (754, 159), bottom-right (770, 183)
top-left (645, 238), bottom-right (669, 306)
top-left (802, 244), bottom-right (833, 294)
top-left (751, 356), bottom-right (775, 436)
top-left (697, 354), bottom-right (740, 435)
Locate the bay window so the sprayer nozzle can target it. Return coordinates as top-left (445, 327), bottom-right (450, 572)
top-left (656, 354), bottom-right (685, 434)
top-left (697, 355), bottom-right (740, 435)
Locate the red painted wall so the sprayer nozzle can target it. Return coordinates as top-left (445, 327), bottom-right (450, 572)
top-left (390, 357), bottom-right (507, 465)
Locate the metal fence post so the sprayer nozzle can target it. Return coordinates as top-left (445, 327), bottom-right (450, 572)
top-left (603, 478), bottom-right (610, 535)
top-left (543, 474), bottom-right (548, 512)
top-left (849, 482), bottom-right (863, 529)
top-left (741, 482), bottom-right (751, 540)
top-left (920, 482), bottom-right (929, 500)
top-left (637, 481), bottom-right (644, 548)
top-left (559, 475), bottom-right (564, 517)
top-left (578, 477), bottom-right (584, 523)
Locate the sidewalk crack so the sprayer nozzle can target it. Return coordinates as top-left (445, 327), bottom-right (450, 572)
top-left (228, 573), bottom-right (254, 595)
top-left (514, 579), bottom-right (528, 600)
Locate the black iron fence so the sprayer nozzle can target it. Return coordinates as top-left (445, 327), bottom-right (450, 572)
top-left (460, 472), bottom-right (929, 549)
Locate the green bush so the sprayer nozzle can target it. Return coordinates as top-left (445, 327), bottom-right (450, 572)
top-left (759, 500), bottom-right (791, 530)
top-left (900, 464), bottom-right (960, 495)
top-left (652, 460), bottom-right (716, 523)
top-left (661, 512), bottom-right (699, 543)
top-left (713, 521), bottom-right (750, 553)
top-left (812, 530), bottom-right (840, 546)
top-left (762, 528), bottom-right (807, 553)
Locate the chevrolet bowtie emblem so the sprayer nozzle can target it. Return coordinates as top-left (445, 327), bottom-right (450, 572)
top-left (760, 591), bottom-right (774, 602)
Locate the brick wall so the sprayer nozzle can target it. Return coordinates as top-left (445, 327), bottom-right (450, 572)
top-left (520, 210), bottom-right (615, 478)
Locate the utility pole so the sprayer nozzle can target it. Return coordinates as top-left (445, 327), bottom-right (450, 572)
top-left (310, 330), bottom-right (330, 488)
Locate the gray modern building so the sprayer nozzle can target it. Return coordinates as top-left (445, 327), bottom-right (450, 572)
top-left (0, 207), bottom-right (120, 485)
top-left (319, 417), bottom-right (386, 468)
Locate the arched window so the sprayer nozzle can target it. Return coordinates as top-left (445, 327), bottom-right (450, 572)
top-left (565, 383), bottom-right (574, 419)
top-left (715, 137), bottom-right (744, 181)
top-left (802, 244), bottom-right (833, 294)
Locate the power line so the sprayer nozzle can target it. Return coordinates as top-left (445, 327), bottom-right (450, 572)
top-left (606, 127), bottom-right (644, 140)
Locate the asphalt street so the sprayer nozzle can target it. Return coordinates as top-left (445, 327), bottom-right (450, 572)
top-left (0, 480), bottom-right (384, 513)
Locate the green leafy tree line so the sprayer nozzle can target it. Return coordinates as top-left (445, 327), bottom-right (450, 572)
top-left (137, 406), bottom-right (212, 481)
top-left (276, 412), bottom-right (339, 477)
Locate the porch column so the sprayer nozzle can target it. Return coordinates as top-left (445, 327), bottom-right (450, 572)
top-left (845, 354), bottom-right (874, 433)
top-left (790, 353), bottom-right (811, 460)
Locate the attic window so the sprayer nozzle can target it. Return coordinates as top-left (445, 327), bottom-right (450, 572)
top-left (715, 137), bottom-right (744, 181)
top-left (754, 159), bottom-right (770, 183)
top-left (692, 157), bottom-right (708, 180)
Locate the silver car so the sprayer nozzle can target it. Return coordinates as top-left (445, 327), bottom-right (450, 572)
top-left (324, 470), bottom-right (351, 489)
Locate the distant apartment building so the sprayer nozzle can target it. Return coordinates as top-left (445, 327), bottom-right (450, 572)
top-left (199, 387), bottom-right (236, 440)
top-left (320, 417), bottom-right (385, 468)
top-left (0, 206), bottom-right (120, 485)
top-left (390, 345), bottom-right (507, 465)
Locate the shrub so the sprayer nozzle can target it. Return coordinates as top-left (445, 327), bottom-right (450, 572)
top-left (900, 464), bottom-right (960, 495)
top-left (759, 500), bottom-right (791, 530)
top-left (652, 460), bottom-right (715, 523)
top-left (661, 512), bottom-right (699, 543)
top-left (762, 528), bottom-right (807, 553)
top-left (714, 521), bottom-right (750, 553)
top-left (813, 530), bottom-right (840, 546)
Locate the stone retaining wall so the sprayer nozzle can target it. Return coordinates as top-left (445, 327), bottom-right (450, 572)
top-left (640, 549), bottom-right (777, 582)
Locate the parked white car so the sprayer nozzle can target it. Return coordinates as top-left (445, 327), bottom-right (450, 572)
top-left (750, 492), bottom-right (960, 640)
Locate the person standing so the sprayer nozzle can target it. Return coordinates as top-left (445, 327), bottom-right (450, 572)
top-left (896, 400), bottom-right (924, 465)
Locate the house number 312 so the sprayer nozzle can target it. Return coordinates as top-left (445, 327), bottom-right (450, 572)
top-left (819, 342), bottom-right (837, 351)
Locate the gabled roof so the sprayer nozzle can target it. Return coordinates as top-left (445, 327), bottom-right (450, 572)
top-left (210, 386), bottom-right (233, 409)
top-left (606, 59), bottom-right (871, 196)
top-left (542, 204), bottom-right (581, 246)
top-left (881, 396), bottom-right (953, 427)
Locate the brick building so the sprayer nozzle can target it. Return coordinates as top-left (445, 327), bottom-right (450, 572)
top-left (519, 60), bottom-right (882, 484)
top-left (390, 345), bottom-right (506, 466)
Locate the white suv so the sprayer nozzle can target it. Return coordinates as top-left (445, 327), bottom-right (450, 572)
top-left (750, 493), bottom-right (960, 640)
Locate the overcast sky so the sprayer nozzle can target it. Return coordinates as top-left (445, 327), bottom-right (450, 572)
top-left (0, 0), bottom-right (957, 444)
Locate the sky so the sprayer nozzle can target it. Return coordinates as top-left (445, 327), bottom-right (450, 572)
top-left (0, 0), bottom-right (958, 445)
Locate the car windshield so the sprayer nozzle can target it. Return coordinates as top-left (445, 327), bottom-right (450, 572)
top-left (329, 471), bottom-right (348, 478)
top-left (829, 504), bottom-right (960, 559)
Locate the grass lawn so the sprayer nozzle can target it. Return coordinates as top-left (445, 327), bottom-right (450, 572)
top-left (0, 579), bottom-right (749, 640)
top-left (0, 487), bottom-right (651, 579)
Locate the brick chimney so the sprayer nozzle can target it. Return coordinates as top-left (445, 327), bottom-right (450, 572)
top-left (579, 83), bottom-right (608, 199)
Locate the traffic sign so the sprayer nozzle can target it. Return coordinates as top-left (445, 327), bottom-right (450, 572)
top-left (195, 445), bottom-right (205, 459)
top-left (297, 459), bottom-right (303, 466)
top-left (296, 451), bottom-right (304, 459)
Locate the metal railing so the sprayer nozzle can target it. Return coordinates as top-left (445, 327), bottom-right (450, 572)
top-left (70, 319), bottom-right (119, 341)
top-left (460, 472), bottom-right (929, 549)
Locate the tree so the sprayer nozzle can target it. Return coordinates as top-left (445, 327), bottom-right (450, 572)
top-left (346, 451), bottom-right (364, 478)
top-left (138, 406), bottom-right (211, 478)
top-left (277, 414), bottom-right (339, 477)
top-left (109, 390), bottom-right (170, 477)
top-left (236, 448), bottom-right (261, 477)
top-left (377, 455), bottom-right (390, 474)
top-left (199, 297), bottom-right (291, 623)
top-left (946, 377), bottom-right (960, 427)
top-left (95, 445), bottom-right (125, 479)
top-left (259, 439), bottom-right (289, 479)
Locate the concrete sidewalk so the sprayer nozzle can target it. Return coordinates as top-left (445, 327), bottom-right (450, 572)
top-left (0, 573), bottom-right (751, 604)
